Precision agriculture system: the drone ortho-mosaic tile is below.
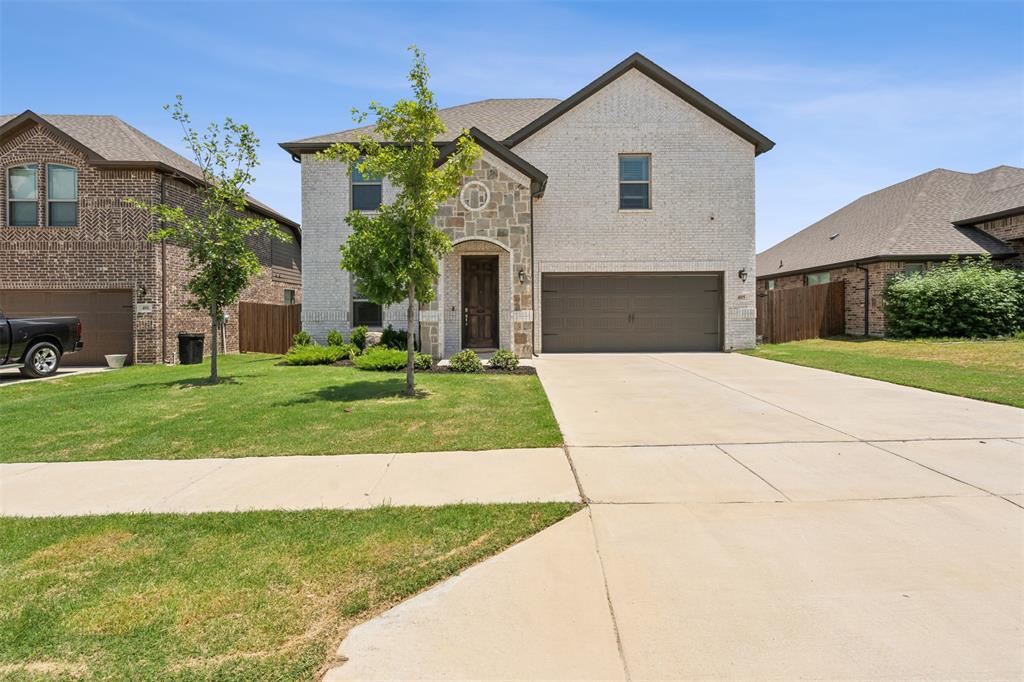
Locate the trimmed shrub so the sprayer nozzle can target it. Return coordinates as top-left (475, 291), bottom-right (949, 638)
top-left (291, 330), bottom-right (312, 347)
top-left (448, 349), bottom-right (483, 373)
top-left (353, 347), bottom-right (432, 371)
top-left (285, 344), bottom-right (347, 365)
top-left (326, 329), bottom-right (346, 346)
top-left (488, 349), bottom-right (519, 371)
top-left (380, 324), bottom-right (409, 350)
top-left (350, 325), bottom-right (369, 351)
top-left (883, 257), bottom-right (1024, 338)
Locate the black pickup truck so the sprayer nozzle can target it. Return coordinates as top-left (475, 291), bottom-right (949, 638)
top-left (0, 310), bottom-right (83, 378)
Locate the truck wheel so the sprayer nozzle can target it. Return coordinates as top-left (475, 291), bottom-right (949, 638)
top-left (20, 342), bottom-right (62, 378)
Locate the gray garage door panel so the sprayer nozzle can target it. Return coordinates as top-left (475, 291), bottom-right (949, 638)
top-left (542, 274), bottom-right (721, 352)
top-left (0, 289), bottom-right (133, 365)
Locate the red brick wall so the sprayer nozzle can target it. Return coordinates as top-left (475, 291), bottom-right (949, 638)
top-left (1, 121), bottom-right (300, 364)
top-left (757, 260), bottom-right (935, 337)
top-left (976, 213), bottom-right (1024, 264)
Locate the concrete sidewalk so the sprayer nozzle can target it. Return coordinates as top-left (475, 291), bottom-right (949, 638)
top-left (0, 448), bottom-right (580, 517)
top-left (322, 438), bottom-right (1024, 681)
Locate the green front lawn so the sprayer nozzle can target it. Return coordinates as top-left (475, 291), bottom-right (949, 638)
top-left (0, 503), bottom-right (579, 681)
top-left (742, 337), bottom-right (1024, 407)
top-left (1, 354), bottom-right (563, 463)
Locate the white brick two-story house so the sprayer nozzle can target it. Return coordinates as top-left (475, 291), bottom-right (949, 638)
top-left (281, 53), bottom-right (774, 357)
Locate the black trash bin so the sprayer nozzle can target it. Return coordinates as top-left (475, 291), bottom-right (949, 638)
top-left (178, 333), bottom-right (204, 365)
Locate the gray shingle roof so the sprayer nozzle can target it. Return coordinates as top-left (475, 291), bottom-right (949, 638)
top-left (954, 165), bottom-right (1024, 224)
top-left (281, 98), bottom-right (561, 149)
top-left (0, 112), bottom-right (298, 229)
top-left (757, 166), bottom-right (1021, 278)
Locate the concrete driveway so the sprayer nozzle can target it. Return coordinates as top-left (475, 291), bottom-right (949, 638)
top-left (536, 352), bottom-right (1024, 444)
top-left (324, 353), bottom-right (1023, 681)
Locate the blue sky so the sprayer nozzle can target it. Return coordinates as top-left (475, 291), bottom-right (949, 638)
top-left (2, 1), bottom-right (1022, 250)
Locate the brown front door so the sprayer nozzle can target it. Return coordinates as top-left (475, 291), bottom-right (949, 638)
top-left (462, 256), bottom-right (499, 349)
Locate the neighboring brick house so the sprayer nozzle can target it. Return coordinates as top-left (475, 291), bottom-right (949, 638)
top-left (0, 111), bottom-right (301, 365)
top-left (756, 166), bottom-right (1023, 337)
top-left (281, 53), bottom-right (774, 357)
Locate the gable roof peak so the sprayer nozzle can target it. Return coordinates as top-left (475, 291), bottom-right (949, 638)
top-left (504, 52), bottom-right (775, 154)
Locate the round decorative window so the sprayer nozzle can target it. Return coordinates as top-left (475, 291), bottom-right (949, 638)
top-left (459, 180), bottom-right (490, 212)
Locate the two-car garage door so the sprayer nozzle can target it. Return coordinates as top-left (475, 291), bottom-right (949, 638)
top-left (541, 274), bottom-right (721, 352)
top-left (0, 290), bottom-right (133, 365)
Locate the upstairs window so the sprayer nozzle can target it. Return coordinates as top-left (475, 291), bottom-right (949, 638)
top-left (47, 164), bottom-right (78, 227)
top-left (805, 271), bottom-right (831, 286)
top-left (7, 164), bottom-right (37, 226)
top-left (619, 154), bottom-right (650, 210)
top-left (352, 277), bottom-right (382, 327)
top-left (351, 162), bottom-right (382, 212)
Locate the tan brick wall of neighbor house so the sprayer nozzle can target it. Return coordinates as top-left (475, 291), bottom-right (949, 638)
top-left (1, 121), bottom-right (299, 364)
top-left (513, 68), bottom-right (758, 351)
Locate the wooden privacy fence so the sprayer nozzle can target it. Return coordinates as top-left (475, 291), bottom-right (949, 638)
top-left (239, 302), bottom-right (301, 355)
top-left (756, 281), bottom-right (845, 344)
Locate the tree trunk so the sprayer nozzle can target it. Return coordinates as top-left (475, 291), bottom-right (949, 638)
top-left (210, 302), bottom-right (219, 383)
top-left (405, 281), bottom-right (416, 396)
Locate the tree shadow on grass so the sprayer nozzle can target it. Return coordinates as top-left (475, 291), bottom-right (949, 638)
top-left (275, 379), bottom-right (429, 406)
top-left (150, 376), bottom-right (243, 389)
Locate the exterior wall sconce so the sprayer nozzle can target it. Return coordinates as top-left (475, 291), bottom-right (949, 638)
top-left (738, 268), bottom-right (748, 282)
top-left (518, 268), bottom-right (526, 284)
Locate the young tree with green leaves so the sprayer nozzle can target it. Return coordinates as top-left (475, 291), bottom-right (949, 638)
top-left (132, 96), bottom-right (286, 382)
top-left (319, 47), bottom-right (481, 396)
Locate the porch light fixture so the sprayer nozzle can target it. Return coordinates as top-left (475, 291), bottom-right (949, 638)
top-left (738, 268), bottom-right (748, 282)
top-left (518, 268), bottom-right (526, 284)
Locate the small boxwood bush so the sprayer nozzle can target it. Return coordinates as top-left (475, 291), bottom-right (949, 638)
top-left (284, 344), bottom-right (354, 365)
top-left (326, 329), bottom-right (346, 346)
top-left (354, 347), bottom-right (433, 371)
top-left (380, 324), bottom-right (409, 350)
top-left (350, 326), bottom-right (369, 351)
top-left (448, 349), bottom-right (483, 373)
top-left (488, 349), bottom-right (519, 371)
top-left (883, 257), bottom-right (1024, 338)
top-left (291, 330), bottom-right (312, 347)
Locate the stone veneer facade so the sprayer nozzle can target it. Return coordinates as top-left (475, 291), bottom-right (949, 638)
top-left (0, 120), bottom-right (300, 364)
top-left (298, 67), bottom-right (760, 357)
top-left (300, 153), bottom-right (534, 357)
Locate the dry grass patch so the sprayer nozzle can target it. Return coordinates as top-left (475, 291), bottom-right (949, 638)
top-left (0, 504), bottom-right (579, 681)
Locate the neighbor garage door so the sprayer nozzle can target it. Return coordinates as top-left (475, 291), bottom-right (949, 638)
top-left (541, 274), bottom-right (721, 352)
top-left (0, 289), bottom-right (133, 365)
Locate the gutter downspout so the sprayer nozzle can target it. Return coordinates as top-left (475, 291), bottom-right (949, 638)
top-left (159, 173), bottom-right (168, 363)
top-left (854, 263), bottom-right (870, 336)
